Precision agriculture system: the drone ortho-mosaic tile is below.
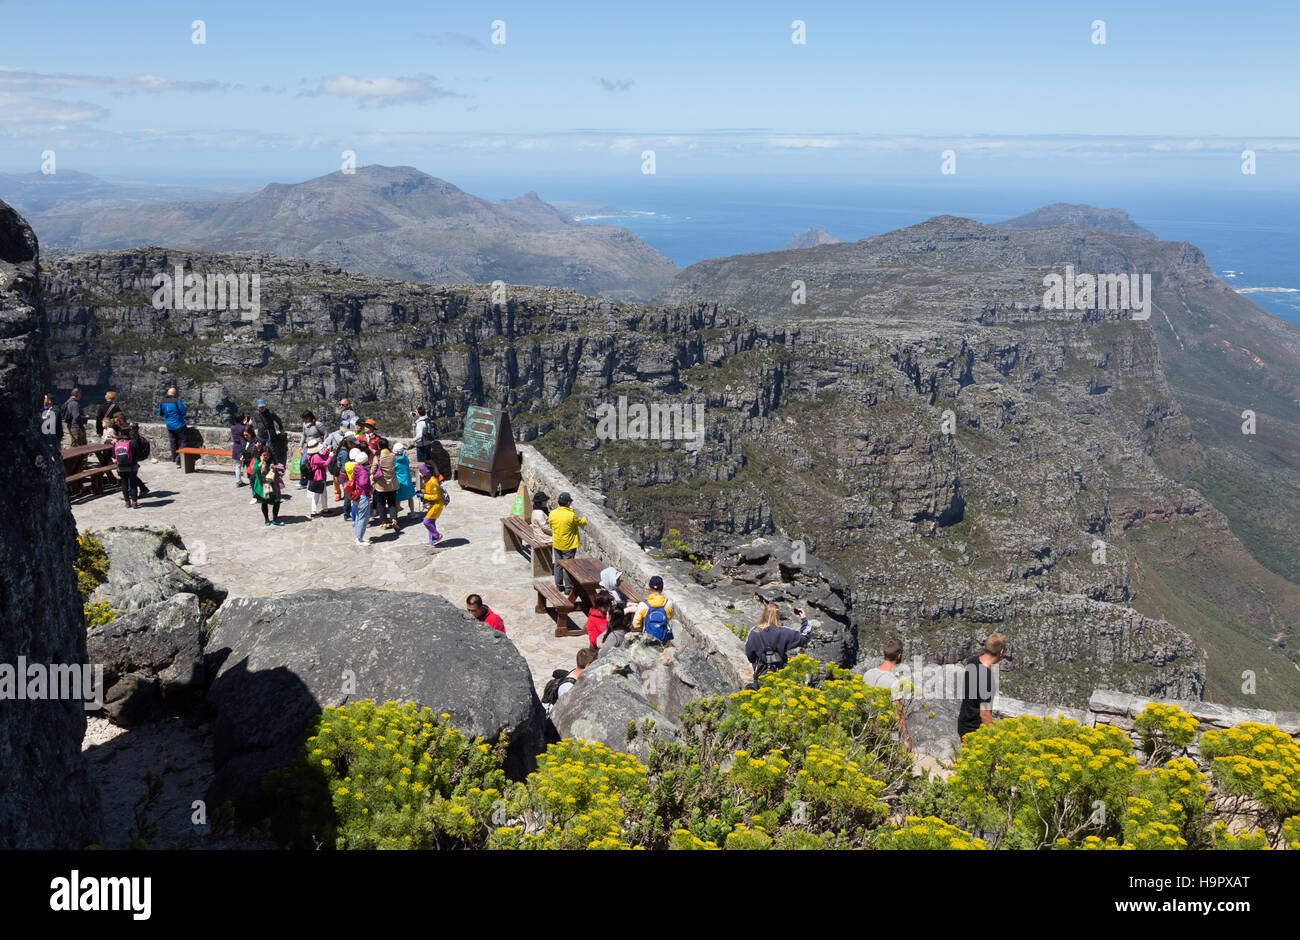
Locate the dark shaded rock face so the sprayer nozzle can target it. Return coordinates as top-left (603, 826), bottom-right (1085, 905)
top-left (204, 589), bottom-right (546, 816)
top-left (87, 525), bottom-right (227, 613)
top-left (87, 593), bottom-right (205, 726)
top-left (0, 200), bottom-right (102, 848)
top-left (708, 535), bottom-right (859, 667)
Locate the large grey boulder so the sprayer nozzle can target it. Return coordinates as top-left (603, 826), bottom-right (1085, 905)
top-left (635, 641), bottom-right (732, 720)
top-left (87, 593), bottom-right (205, 726)
top-left (548, 659), bottom-right (678, 764)
top-left (88, 524), bottom-right (226, 613)
top-left (0, 200), bottom-right (103, 848)
top-left (204, 589), bottom-right (546, 815)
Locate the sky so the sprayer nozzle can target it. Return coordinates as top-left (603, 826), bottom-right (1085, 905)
top-left (1, 0), bottom-right (1299, 188)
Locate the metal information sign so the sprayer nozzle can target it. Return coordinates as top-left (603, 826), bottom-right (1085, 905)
top-left (456, 405), bottom-right (521, 495)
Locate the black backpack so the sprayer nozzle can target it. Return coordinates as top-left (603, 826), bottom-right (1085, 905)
top-left (135, 434), bottom-right (151, 460)
top-left (752, 628), bottom-right (786, 679)
top-left (541, 668), bottom-right (576, 705)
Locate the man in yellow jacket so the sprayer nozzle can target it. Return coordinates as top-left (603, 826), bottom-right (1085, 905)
top-left (548, 491), bottom-right (587, 594)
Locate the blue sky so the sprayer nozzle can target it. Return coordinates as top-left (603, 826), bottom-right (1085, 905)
top-left (2, 0), bottom-right (1298, 186)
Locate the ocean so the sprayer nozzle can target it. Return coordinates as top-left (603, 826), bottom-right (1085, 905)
top-left (471, 177), bottom-right (1300, 323)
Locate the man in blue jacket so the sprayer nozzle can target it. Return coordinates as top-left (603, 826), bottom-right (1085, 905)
top-left (157, 386), bottom-right (187, 467)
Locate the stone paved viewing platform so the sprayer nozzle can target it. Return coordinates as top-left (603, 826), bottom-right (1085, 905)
top-left (70, 429), bottom-right (753, 695)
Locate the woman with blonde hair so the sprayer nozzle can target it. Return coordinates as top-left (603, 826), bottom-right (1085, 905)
top-left (745, 604), bottom-right (812, 687)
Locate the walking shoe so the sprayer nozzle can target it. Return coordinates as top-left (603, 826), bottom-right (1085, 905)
top-left (265, 521), bottom-right (272, 527)
top-left (132, 500), bottom-right (140, 509)
top-left (272, 520), bottom-right (285, 526)
top-left (250, 497), bottom-right (258, 505)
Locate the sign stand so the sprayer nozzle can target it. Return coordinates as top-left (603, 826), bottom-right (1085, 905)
top-left (456, 406), bottom-right (522, 496)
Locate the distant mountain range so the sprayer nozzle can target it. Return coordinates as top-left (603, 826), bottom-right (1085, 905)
top-left (0, 166), bottom-right (678, 301)
top-left (992, 202), bottom-right (1158, 239)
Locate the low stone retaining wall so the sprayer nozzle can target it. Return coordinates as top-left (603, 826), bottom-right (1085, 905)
top-left (519, 444), bottom-right (752, 687)
top-left (994, 690), bottom-right (1300, 747)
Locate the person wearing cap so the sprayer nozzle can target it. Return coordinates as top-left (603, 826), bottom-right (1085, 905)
top-left (547, 492), bottom-right (587, 594)
top-left (419, 463), bottom-right (445, 546)
top-left (254, 398), bottom-right (287, 465)
top-left (338, 398), bottom-right (359, 429)
top-left (633, 576), bottom-right (676, 642)
top-left (392, 442), bottom-right (417, 513)
top-left (347, 448), bottom-right (373, 545)
top-left (361, 420), bottom-right (381, 460)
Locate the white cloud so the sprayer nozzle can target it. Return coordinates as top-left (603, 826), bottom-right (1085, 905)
top-left (314, 75), bottom-right (457, 109)
top-left (0, 93), bottom-right (108, 125)
top-left (0, 67), bottom-right (229, 94)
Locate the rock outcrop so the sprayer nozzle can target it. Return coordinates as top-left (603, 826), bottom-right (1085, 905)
top-left (87, 525), bottom-right (227, 614)
top-left (204, 590), bottom-right (546, 815)
top-left (0, 200), bottom-right (102, 848)
top-left (707, 534), bottom-right (858, 667)
top-left (87, 592), bottom-right (205, 726)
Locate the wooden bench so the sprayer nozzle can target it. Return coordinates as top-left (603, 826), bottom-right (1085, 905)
top-left (176, 447), bottom-right (234, 474)
top-left (66, 465), bottom-right (117, 496)
top-left (533, 579), bottom-right (583, 637)
top-left (501, 515), bottom-right (554, 577)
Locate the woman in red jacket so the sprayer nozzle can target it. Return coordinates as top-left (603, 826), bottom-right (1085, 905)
top-left (586, 591), bottom-right (613, 650)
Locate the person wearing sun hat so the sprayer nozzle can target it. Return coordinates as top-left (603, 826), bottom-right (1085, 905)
top-left (304, 438), bottom-right (331, 517)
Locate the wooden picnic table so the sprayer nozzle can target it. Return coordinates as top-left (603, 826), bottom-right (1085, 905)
top-left (558, 557), bottom-right (608, 610)
top-left (62, 442), bottom-right (116, 495)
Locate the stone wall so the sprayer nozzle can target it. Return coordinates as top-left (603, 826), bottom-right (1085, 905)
top-left (994, 690), bottom-right (1300, 746)
top-left (0, 200), bottom-right (103, 848)
top-left (520, 443), bottom-right (753, 686)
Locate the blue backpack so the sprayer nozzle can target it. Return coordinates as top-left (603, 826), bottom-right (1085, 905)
top-left (644, 602), bottom-right (672, 643)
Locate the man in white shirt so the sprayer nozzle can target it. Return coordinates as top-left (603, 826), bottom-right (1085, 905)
top-left (860, 638), bottom-right (913, 751)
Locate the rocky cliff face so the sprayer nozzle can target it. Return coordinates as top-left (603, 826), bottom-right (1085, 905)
top-left (0, 200), bottom-right (102, 848)
top-left (40, 214), bottom-right (1300, 708)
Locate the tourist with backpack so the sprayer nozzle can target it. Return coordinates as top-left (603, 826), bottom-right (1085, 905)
top-left (254, 399), bottom-right (287, 465)
top-left (413, 406), bottom-right (436, 466)
top-left (63, 388), bottom-right (88, 446)
top-left (304, 440), bottom-right (332, 517)
top-left (345, 448), bottom-right (373, 545)
top-left (156, 387), bottom-right (187, 466)
top-left (113, 424), bottom-right (143, 508)
top-left (541, 648), bottom-right (596, 714)
top-left (40, 393), bottom-right (63, 450)
top-left (632, 576), bottom-right (675, 643)
top-left (418, 463), bottom-right (446, 546)
top-left (744, 604), bottom-right (812, 687)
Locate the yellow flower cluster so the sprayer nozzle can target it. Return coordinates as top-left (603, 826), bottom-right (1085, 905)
top-left (1134, 702), bottom-right (1199, 748)
top-left (876, 816), bottom-right (986, 851)
top-left (1201, 723), bottom-right (1300, 815)
top-left (494, 739), bottom-right (647, 850)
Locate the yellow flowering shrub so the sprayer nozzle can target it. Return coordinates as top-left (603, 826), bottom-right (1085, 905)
top-left (83, 601), bottom-right (119, 629)
top-left (1123, 757), bottom-right (1212, 850)
top-left (950, 716), bottom-right (1138, 848)
top-left (1208, 823), bottom-right (1271, 850)
top-left (73, 532), bottom-right (109, 598)
top-left (876, 816), bottom-right (986, 850)
top-left (489, 740), bottom-right (647, 850)
top-left (1281, 815), bottom-right (1300, 850)
top-left (1134, 703), bottom-right (1199, 763)
top-left (268, 700), bottom-right (508, 849)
